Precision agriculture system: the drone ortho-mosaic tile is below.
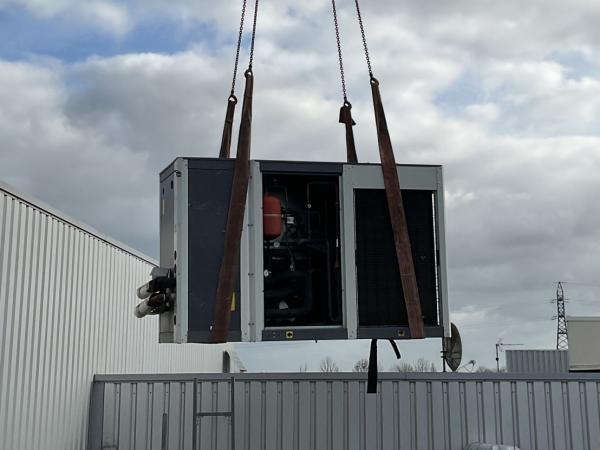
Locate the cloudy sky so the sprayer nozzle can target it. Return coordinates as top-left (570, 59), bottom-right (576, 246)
top-left (2, 0), bottom-right (600, 372)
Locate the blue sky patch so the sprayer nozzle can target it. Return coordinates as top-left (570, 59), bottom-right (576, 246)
top-left (0, 5), bottom-right (218, 63)
top-left (546, 49), bottom-right (598, 80)
top-left (434, 69), bottom-right (486, 113)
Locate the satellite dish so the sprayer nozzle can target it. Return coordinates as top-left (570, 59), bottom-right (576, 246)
top-left (443, 323), bottom-right (462, 372)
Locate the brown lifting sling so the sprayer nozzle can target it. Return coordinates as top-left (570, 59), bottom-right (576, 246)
top-left (211, 1), bottom-right (425, 393)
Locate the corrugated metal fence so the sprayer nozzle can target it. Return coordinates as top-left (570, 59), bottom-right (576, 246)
top-left (90, 372), bottom-right (600, 450)
top-left (0, 183), bottom-right (231, 450)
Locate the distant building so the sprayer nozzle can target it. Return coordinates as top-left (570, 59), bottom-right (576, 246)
top-left (506, 318), bottom-right (600, 374)
top-left (505, 349), bottom-right (568, 374)
top-left (0, 181), bottom-right (236, 450)
top-left (567, 316), bottom-right (600, 372)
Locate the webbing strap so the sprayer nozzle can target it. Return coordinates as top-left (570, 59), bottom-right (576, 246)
top-left (212, 70), bottom-right (254, 343)
top-left (370, 77), bottom-right (425, 339)
top-left (213, 0), bottom-right (260, 341)
top-left (219, 95), bottom-right (238, 158)
top-left (367, 339), bottom-right (401, 394)
top-left (339, 101), bottom-right (358, 163)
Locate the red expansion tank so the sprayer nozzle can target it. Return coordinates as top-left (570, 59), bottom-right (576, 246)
top-left (263, 194), bottom-right (282, 239)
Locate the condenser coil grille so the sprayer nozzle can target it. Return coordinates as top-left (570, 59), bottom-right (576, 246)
top-left (354, 189), bottom-right (438, 327)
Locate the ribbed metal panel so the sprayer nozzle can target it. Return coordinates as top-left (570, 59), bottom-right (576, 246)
top-left (505, 350), bottom-right (569, 374)
top-left (0, 184), bottom-right (231, 450)
top-left (93, 373), bottom-right (600, 450)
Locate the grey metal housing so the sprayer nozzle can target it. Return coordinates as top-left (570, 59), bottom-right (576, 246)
top-left (505, 350), bottom-right (569, 374)
top-left (90, 372), bottom-right (600, 450)
top-left (159, 158), bottom-right (450, 343)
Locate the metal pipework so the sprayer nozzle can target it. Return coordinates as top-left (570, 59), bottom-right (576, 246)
top-left (136, 282), bottom-right (153, 300)
top-left (134, 293), bottom-right (170, 319)
top-left (134, 267), bottom-right (176, 319)
top-left (134, 298), bottom-right (156, 319)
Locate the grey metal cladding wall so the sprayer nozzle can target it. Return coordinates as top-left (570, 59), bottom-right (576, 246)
top-left (506, 350), bottom-right (569, 373)
top-left (92, 373), bottom-right (600, 450)
top-left (0, 186), bottom-right (230, 450)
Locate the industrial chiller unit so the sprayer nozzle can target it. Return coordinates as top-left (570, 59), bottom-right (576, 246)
top-left (152, 157), bottom-right (450, 344)
top-left (133, 0), bottom-right (460, 384)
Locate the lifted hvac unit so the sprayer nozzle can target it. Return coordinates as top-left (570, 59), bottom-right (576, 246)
top-left (151, 158), bottom-right (449, 344)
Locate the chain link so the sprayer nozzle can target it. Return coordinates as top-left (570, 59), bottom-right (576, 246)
top-left (354, 0), bottom-right (373, 78)
top-left (230, 0), bottom-right (248, 95)
top-left (331, 0), bottom-right (348, 101)
top-left (248, 0), bottom-right (259, 68)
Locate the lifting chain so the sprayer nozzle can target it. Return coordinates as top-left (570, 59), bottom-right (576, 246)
top-left (331, 0), bottom-right (348, 102)
top-left (331, 0), bottom-right (358, 163)
top-left (229, 0), bottom-right (259, 90)
top-left (353, 0), bottom-right (373, 79)
top-left (219, 0), bottom-right (259, 159)
top-left (229, 0), bottom-right (248, 96)
top-left (248, 0), bottom-right (259, 69)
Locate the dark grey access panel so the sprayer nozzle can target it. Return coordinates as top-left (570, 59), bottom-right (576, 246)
top-left (186, 159), bottom-right (241, 342)
top-left (354, 188), bottom-right (441, 339)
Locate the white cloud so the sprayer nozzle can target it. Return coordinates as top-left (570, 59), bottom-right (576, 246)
top-left (479, 60), bottom-right (600, 135)
top-left (465, 103), bottom-right (500, 123)
top-left (0, 60), bottom-right (153, 251)
top-left (0, 0), bottom-right (131, 35)
top-left (79, 1), bottom-right (131, 36)
top-left (2, 0), bottom-right (600, 370)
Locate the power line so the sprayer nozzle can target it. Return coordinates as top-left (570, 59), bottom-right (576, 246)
top-left (562, 281), bottom-right (600, 288)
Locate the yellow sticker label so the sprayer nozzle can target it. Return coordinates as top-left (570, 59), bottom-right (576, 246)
top-left (231, 292), bottom-right (236, 312)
